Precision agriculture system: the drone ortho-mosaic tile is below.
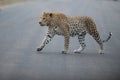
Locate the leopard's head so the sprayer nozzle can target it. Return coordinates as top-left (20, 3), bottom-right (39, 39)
top-left (39, 12), bottom-right (53, 27)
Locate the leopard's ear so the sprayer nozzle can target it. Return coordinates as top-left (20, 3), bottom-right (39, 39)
top-left (49, 13), bottom-right (52, 17)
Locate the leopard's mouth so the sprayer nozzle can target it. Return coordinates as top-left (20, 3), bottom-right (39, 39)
top-left (39, 21), bottom-right (45, 26)
top-left (40, 24), bottom-right (44, 26)
top-left (40, 23), bottom-right (46, 26)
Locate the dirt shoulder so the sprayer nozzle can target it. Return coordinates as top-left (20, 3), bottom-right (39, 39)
top-left (0, 0), bottom-right (27, 6)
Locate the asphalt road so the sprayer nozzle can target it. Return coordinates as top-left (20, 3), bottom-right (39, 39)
top-left (0, 0), bottom-right (120, 80)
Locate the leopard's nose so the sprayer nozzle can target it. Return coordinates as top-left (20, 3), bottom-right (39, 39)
top-left (39, 22), bottom-right (41, 24)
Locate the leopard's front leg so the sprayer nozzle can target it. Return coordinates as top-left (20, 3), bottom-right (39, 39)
top-left (37, 29), bottom-right (55, 51)
top-left (62, 25), bottom-right (70, 54)
top-left (62, 33), bottom-right (69, 54)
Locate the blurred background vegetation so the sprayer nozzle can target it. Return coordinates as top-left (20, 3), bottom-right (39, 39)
top-left (0, 0), bottom-right (27, 6)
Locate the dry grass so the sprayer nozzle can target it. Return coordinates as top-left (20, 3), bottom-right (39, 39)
top-left (0, 0), bottom-right (26, 6)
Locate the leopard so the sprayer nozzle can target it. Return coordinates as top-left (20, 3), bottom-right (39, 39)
top-left (37, 12), bottom-right (112, 54)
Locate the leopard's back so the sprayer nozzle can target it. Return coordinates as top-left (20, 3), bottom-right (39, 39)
top-left (67, 16), bottom-right (93, 37)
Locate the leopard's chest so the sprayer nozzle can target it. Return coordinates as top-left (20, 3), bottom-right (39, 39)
top-left (54, 27), bottom-right (64, 36)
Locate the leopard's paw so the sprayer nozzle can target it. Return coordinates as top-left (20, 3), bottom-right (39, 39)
top-left (99, 49), bottom-right (104, 54)
top-left (62, 51), bottom-right (67, 54)
top-left (73, 49), bottom-right (81, 53)
top-left (74, 47), bottom-right (83, 53)
top-left (37, 47), bottom-right (43, 51)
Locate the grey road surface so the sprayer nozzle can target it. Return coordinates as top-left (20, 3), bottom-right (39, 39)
top-left (0, 0), bottom-right (120, 80)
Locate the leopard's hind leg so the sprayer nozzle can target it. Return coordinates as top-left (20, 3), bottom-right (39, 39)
top-left (85, 18), bottom-right (104, 54)
top-left (74, 31), bottom-right (86, 53)
top-left (91, 31), bottom-right (104, 54)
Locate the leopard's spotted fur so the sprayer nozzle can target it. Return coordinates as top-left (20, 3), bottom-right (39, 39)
top-left (37, 12), bottom-right (112, 54)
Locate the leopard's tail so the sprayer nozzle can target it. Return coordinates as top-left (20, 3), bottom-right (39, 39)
top-left (102, 32), bottom-right (112, 43)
